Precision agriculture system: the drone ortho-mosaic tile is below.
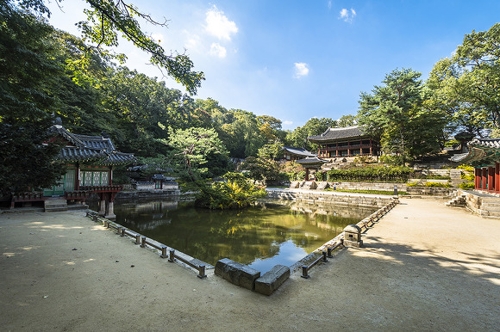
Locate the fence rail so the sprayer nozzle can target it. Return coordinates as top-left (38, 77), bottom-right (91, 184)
top-left (87, 211), bottom-right (207, 279)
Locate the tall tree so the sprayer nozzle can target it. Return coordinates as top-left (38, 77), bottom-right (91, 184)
top-left (0, 4), bottom-right (66, 194)
top-left (358, 68), bottom-right (446, 164)
top-left (11, 0), bottom-right (204, 94)
top-left (427, 23), bottom-right (500, 137)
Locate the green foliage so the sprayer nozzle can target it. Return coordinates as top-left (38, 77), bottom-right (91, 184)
top-left (327, 166), bottom-right (412, 183)
top-left (358, 68), bottom-right (447, 164)
top-left (285, 117), bottom-right (337, 151)
top-left (459, 181), bottom-right (475, 190)
top-left (163, 127), bottom-right (228, 182)
top-left (195, 172), bottom-right (266, 210)
top-left (0, 3), bottom-right (66, 194)
top-left (427, 23), bottom-right (500, 136)
top-left (424, 181), bottom-right (452, 188)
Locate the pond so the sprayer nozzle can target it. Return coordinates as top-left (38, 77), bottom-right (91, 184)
top-left (91, 198), bottom-right (378, 274)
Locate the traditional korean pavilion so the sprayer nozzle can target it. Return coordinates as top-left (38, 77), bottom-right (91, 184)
top-left (282, 146), bottom-right (316, 161)
top-left (308, 126), bottom-right (379, 159)
top-left (10, 122), bottom-right (136, 217)
top-left (452, 138), bottom-right (500, 193)
top-left (295, 156), bottom-right (328, 181)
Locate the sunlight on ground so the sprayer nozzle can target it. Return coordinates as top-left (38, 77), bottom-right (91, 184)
top-left (3, 252), bottom-right (15, 257)
top-left (64, 261), bottom-right (75, 265)
top-left (83, 258), bottom-right (95, 263)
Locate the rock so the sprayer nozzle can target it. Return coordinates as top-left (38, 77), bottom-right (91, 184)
top-left (254, 265), bottom-right (290, 296)
top-left (215, 258), bottom-right (260, 291)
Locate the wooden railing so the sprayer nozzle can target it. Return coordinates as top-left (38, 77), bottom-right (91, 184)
top-left (80, 185), bottom-right (123, 193)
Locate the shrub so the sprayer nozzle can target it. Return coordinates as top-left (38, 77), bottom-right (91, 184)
top-left (327, 165), bottom-right (412, 183)
top-left (459, 182), bottom-right (475, 190)
top-left (424, 181), bottom-right (452, 188)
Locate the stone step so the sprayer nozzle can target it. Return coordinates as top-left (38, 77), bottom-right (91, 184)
top-left (44, 198), bottom-right (68, 212)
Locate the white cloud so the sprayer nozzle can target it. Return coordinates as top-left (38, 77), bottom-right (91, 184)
top-left (283, 120), bottom-right (293, 126)
top-left (294, 62), bottom-right (309, 78)
top-left (205, 5), bottom-right (238, 41)
top-left (339, 8), bottom-right (356, 22)
top-left (209, 43), bottom-right (227, 58)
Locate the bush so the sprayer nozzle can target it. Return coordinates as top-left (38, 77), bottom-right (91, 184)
top-left (194, 172), bottom-right (266, 210)
top-left (424, 181), bottom-right (452, 188)
top-left (327, 165), bottom-right (412, 183)
top-left (459, 182), bottom-right (475, 190)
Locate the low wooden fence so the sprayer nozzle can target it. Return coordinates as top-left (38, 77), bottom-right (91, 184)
top-left (86, 211), bottom-right (207, 279)
top-left (301, 197), bottom-right (399, 279)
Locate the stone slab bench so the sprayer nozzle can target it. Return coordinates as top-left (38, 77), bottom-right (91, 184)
top-left (215, 258), bottom-right (260, 291)
top-left (254, 265), bottom-right (290, 296)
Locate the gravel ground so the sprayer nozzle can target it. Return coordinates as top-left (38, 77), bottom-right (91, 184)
top-left (1, 197), bottom-right (499, 331)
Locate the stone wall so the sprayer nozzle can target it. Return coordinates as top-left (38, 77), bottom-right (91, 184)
top-left (267, 189), bottom-right (394, 208)
top-left (459, 189), bottom-right (500, 218)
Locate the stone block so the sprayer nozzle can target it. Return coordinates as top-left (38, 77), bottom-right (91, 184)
top-left (215, 258), bottom-right (260, 290)
top-left (254, 265), bottom-right (290, 296)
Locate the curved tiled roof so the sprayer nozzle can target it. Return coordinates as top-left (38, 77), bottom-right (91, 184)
top-left (295, 156), bottom-right (328, 165)
top-left (308, 126), bottom-right (367, 142)
top-left (450, 138), bottom-right (500, 166)
top-left (50, 125), bottom-right (135, 165)
top-left (282, 146), bottom-right (316, 157)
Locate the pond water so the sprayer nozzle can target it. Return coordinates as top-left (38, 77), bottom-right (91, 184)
top-left (92, 198), bottom-right (377, 274)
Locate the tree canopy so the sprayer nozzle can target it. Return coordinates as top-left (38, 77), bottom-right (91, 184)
top-left (357, 68), bottom-right (447, 164)
top-left (427, 23), bottom-right (500, 138)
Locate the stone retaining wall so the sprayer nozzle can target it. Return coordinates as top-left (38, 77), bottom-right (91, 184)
top-left (267, 189), bottom-right (394, 208)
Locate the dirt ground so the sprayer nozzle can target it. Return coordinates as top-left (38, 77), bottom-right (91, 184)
top-left (1, 198), bottom-right (499, 332)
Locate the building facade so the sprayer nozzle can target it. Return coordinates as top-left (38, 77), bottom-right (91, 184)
top-left (308, 126), bottom-right (379, 159)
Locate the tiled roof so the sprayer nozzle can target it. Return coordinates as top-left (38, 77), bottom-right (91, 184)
top-left (308, 126), bottom-right (366, 142)
top-left (282, 146), bottom-right (316, 157)
top-left (295, 156), bottom-right (328, 165)
top-left (50, 125), bottom-right (135, 165)
top-left (450, 138), bottom-right (500, 166)
top-left (469, 138), bottom-right (500, 148)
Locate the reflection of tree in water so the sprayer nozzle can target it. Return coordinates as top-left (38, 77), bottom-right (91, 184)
top-left (113, 199), bottom-right (378, 266)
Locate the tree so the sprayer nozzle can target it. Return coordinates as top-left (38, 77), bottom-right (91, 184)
top-left (163, 127), bottom-right (228, 182)
top-left (337, 114), bottom-right (357, 127)
top-left (11, 0), bottom-right (204, 94)
top-left (427, 23), bottom-right (500, 137)
top-left (285, 117), bottom-right (336, 150)
top-left (0, 4), bottom-right (66, 195)
top-left (358, 68), bottom-right (447, 165)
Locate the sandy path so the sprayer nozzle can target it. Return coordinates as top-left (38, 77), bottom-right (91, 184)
top-left (1, 198), bottom-right (499, 331)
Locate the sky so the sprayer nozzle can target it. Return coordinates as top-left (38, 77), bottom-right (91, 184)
top-left (45, 0), bottom-right (500, 130)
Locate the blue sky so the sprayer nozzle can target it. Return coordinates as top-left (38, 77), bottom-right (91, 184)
top-left (46, 0), bottom-right (500, 130)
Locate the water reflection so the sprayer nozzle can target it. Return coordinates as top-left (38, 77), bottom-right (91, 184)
top-left (97, 198), bottom-right (377, 274)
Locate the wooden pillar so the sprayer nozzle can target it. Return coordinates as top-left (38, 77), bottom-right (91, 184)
top-left (488, 166), bottom-right (495, 192)
top-left (474, 168), bottom-right (481, 189)
top-left (496, 162), bottom-right (500, 193)
top-left (305, 168), bottom-right (310, 181)
top-left (482, 168), bottom-right (488, 191)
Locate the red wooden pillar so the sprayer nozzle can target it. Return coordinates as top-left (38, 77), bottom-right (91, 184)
top-left (496, 162), bottom-right (500, 193)
top-left (474, 168), bottom-right (481, 189)
top-left (482, 168), bottom-right (488, 191)
top-left (488, 167), bottom-right (495, 192)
